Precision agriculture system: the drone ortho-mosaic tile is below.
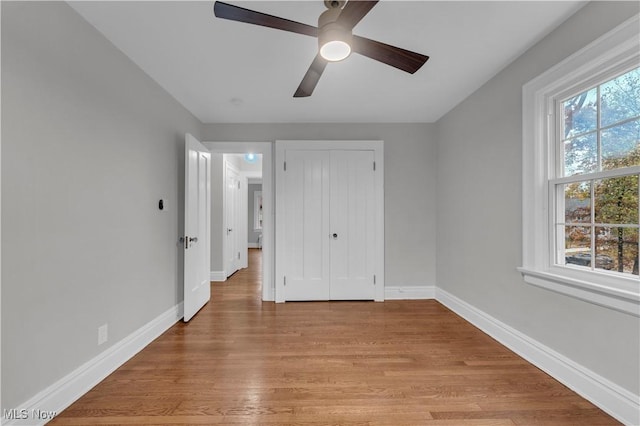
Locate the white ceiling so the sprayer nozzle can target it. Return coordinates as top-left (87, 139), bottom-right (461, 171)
top-left (68, 1), bottom-right (585, 123)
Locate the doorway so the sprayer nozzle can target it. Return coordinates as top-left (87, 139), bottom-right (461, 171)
top-left (203, 142), bottom-right (273, 301)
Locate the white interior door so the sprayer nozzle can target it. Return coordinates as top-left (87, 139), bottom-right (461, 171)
top-left (225, 161), bottom-right (240, 277)
top-left (281, 150), bottom-right (331, 300)
top-left (184, 134), bottom-right (211, 322)
top-left (330, 150), bottom-right (376, 300)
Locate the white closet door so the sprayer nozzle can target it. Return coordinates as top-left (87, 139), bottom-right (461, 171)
top-left (282, 150), bottom-right (331, 300)
top-left (330, 150), bottom-right (376, 300)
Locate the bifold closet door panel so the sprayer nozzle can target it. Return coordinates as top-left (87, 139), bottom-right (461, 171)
top-left (330, 150), bottom-right (376, 300)
top-left (281, 150), bottom-right (331, 301)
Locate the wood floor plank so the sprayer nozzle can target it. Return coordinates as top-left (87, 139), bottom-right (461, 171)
top-left (50, 249), bottom-right (619, 425)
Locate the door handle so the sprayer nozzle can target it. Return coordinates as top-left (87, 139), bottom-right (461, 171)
top-left (180, 236), bottom-right (198, 249)
top-left (182, 236), bottom-right (198, 249)
top-left (332, 233), bottom-right (338, 239)
top-left (227, 228), bottom-right (233, 235)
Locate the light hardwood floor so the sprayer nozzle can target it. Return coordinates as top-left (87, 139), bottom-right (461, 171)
top-left (51, 249), bottom-right (619, 425)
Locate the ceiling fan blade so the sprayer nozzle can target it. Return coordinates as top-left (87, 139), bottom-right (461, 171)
top-left (352, 35), bottom-right (429, 74)
top-left (214, 2), bottom-right (318, 37)
top-left (337, 1), bottom-right (378, 30)
top-left (294, 55), bottom-right (328, 98)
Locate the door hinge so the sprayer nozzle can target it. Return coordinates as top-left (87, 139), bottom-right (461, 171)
top-left (237, 252), bottom-right (240, 259)
top-left (373, 274), bottom-right (376, 285)
top-left (283, 276), bottom-right (287, 286)
top-left (373, 161), bottom-right (376, 171)
top-left (284, 161), bottom-right (287, 171)
top-left (237, 181), bottom-right (240, 189)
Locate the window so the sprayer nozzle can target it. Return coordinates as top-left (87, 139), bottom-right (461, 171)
top-left (520, 16), bottom-right (639, 316)
top-left (557, 67), bottom-right (639, 277)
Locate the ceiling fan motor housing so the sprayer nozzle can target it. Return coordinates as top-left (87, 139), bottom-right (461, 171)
top-left (318, 5), bottom-right (352, 61)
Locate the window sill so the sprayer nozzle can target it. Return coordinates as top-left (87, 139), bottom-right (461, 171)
top-left (517, 267), bottom-right (640, 317)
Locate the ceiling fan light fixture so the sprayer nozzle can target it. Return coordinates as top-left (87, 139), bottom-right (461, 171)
top-left (320, 39), bottom-right (351, 62)
top-left (318, 23), bottom-right (352, 62)
top-left (318, 6), bottom-right (352, 62)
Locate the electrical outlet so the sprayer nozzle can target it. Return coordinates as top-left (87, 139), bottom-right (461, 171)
top-left (98, 324), bottom-right (108, 345)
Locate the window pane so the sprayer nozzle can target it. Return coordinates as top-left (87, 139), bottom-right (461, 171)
top-left (564, 133), bottom-right (597, 176)
top-left (601, 67), bottom-right (640, 128)
top-left (563, 88), bottom-right (597, 138)
top-left (563, 225), bottom-right (591, 268)
top-left (596, 227), bottom-right (639, 275)
top-left (594, 175), bottom-right (639, 224)
top-left (601, 118), bottom-right (640, 170)
top-left (564, 181), bottom-right (591, 223)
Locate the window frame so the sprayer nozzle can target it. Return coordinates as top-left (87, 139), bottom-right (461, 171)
top-left (519, 15), bottom-right (640, 317)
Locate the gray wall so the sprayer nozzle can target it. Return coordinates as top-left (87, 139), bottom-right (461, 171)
top-left (1, 1), bottom-right (202, 409)
top-left (202, 124), bottom-right (437, 289)
top-left (248, 184), bottom-right (263, 246)
top-left (435, 1), bottom-right (640, 395)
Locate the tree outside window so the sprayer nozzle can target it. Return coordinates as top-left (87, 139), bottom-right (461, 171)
top-left (561, 67), bottom-right (639, 276)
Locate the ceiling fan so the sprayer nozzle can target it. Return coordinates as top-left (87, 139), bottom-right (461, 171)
top-left (213, 0), bottom-right (429, 98)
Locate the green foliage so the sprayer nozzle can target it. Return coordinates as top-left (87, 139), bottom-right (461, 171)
top-left (596, 147), bottom-right (639, 223)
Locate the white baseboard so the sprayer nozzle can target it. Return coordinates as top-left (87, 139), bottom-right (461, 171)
top-left (435, 288), bottom-right (640, 426)
top-left (247, 243), bottom-right (262, 249)
top-left (385, 285), bottom-right (436, 300)
top-left (4, 303), bottom-right (184, 426)
top-left (210, 271), bottom-right (226, 282)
